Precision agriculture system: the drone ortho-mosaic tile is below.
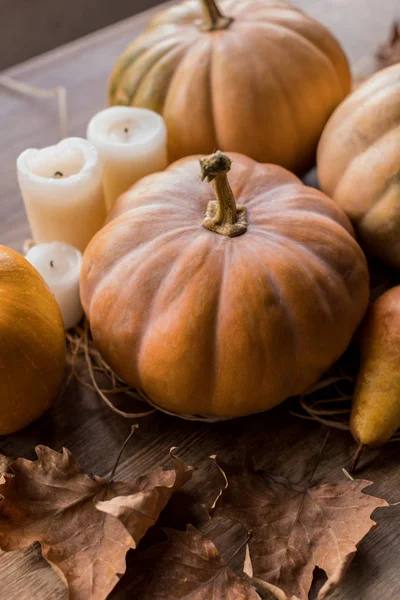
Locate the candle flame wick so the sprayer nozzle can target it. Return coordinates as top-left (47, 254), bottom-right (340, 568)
top-left (54, 171), bottom-right (63, 177)
top-left (50, 260), bottom-right (54, 268)
top-left (124, 127), bottom-right (129, 134)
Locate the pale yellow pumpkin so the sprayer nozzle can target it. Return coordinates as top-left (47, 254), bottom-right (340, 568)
top-left (317, 63), bottom-right (400, 270)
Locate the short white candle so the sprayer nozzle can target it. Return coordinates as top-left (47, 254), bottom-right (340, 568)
top-left (87, 106), bottom-right (167, 211)
top-left (17, 138), bottom-right (106, 252)
top-left (25, 242), bottom-right (83, 330)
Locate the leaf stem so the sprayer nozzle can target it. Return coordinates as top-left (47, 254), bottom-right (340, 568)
top-left (307, 429), bottom-right (330, 486)
top-left (226, 530), bottom-right (253, 565)
top-left (108, 425), bottom-right (138, 482)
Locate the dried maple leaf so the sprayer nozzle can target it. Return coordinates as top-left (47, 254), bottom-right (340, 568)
top-left (0, 444), bottom-right (192, 600)
top-left (377, 22), bottom-right (400, 68)
top-left (131, 525), bottom-right (261, 599)
top-left (211, 457), bottom-right (387, 600)
top-left (0, 453), bottom-right (14, 485)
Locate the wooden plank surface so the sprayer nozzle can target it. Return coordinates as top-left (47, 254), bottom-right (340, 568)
top-left (0, 2), bottom-right (399, 599)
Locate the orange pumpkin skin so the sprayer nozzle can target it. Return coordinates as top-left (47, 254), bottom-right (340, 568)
top-left (0, 246), bottom-right (66, 434)
top-left (81, 153), bottom-right (369, 418)
top-left (317, 63), bottom-right (400, 270)
top-left (109, 0), bottom-right (351, 175)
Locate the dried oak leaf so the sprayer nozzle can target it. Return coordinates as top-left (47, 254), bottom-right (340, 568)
top-left (0, 453), bottom-right (14, 485)
top-left (211, 457), bottom-right (387, 600)
top-left (132, 525), bottom-right (261, 599)
top-left (0, 445), bottom-right (193, 600)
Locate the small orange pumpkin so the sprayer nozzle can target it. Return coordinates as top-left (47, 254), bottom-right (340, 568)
top-left (0, 246), bottom-right (66, 434)
top-left (109, 0), bottom-right (351, 174)
top-left (81, 151), bottom-right (368, 419)
top-left (317, 63), bottom-right (400, 270)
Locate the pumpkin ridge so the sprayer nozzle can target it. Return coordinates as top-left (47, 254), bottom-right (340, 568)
top-left (137, 234), bottom-right (223, 408)
top-left (138, 233), bottom-right (214, 322)
top-left (89, 230), bottom-right (204, 390)
top-left (239, 184), bottom-right (303, 211)
top-left (207, 238), bottom-right (229, 414)
top-left (121, 36), bottom-right (187, 106)
top-left (250, 227), bottom-right (357, 318)
top-left (325, 79), bottom-right (400, 171)
top-left (242, 239), bottom-right (300, 398)
top-left (109, 29), bottom-right (187, 104)
top-left (333, 122), bottom-right (400, 205)
top-left (163, 37), bottom-right (219, 158)
top-left (248, 20), bottom-right (346, 99)
top-left (130, 40), bottom-right (193, 110)
top-left (248, 41), bottom-right (301, 162)
top-left (358, 170), bottom-right (400, 231)
top-left (249, 232), bottom-right (358, 394)
top-left (86, 223), bottom-right (200, 316)
top-left (250, 204), bottom-right (353, 233)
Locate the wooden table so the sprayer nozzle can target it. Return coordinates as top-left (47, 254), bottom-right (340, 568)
top-left (1, 2), bottom-right (399, 599)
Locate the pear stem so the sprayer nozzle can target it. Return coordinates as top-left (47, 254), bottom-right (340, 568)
top-left (350, 443), bottom-right (365, 474)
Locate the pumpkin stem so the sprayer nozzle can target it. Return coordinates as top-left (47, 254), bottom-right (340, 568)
top-left (199, 0), bottom-right (233, 31)
top-left (200, 151), bottom-right (247, 237)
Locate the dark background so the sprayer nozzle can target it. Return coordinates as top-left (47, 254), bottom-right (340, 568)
top-left (0, 0), bottom-right (164, 70)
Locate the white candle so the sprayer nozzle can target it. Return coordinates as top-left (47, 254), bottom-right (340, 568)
top-left (87, 106), bottom-right (167, 211)
top-left (17, 138), bottom-right (106, 252)
top-left (25, 242), bottom-right (83, 330)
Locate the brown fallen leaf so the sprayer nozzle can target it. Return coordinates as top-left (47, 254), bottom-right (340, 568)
top-left (131, 525), bottom-right (261, 599)
top-left (0, 442), bottom-right (192, 600)
top-left (0, 453), bottom-right (14, 485)
top-left (96, 446), bottom-right (193, 544)
top-left (211, 457), bottom-right (388, 600)
top-left (377, 22), bottom-right (400, 68)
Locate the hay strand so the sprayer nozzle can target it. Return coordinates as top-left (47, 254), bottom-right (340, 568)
top-left (66, 320), bottom-right (155, 419)
top-left (0, 76), bottom-right (68, 139)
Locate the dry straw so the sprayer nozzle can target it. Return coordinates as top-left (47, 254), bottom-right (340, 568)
top-left (0, 76), bottom-right (67, 140)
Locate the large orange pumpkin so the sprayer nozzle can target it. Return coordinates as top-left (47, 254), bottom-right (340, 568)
top-left (317, 63), bottom-right (400, 270)
top-left (109, 0), bottom-right (351, 174)
top-left (81, 151), bottom-right (369, 419)
top-left (0, 246), bottom-right (66, 434)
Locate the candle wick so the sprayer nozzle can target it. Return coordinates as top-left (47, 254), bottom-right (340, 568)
top-left (50, 260), bottom-right (54, 268)
top-left (54, 171), bottom-right (63, 177)
top-left (124, 127), bottom-right (129, 134)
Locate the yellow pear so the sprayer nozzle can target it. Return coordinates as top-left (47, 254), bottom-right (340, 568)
top-left (351, 285), bottom-right (400, 450)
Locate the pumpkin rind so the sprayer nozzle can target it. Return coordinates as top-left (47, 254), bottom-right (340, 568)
top-left (0, 246), bottom-right (66, 434)
top-left (109, 0), bottom-right (351, 174)
top-left (81, 153), bottom-right (369, 418)
top-left (317, 63), bottom-right (400, 270)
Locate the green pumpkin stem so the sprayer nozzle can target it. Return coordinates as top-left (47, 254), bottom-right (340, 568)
top-left (199, 0), bottom-right (233, 31)
top-left (200, 151), bottom-right (247, 238)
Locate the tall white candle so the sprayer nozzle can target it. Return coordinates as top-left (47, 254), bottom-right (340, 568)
top-left (87, 106), bottom-right (167, 211)
top-left (25, 242), bottom-right (83, 330)
top-left (17, 138), bottom-right (106, 252)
